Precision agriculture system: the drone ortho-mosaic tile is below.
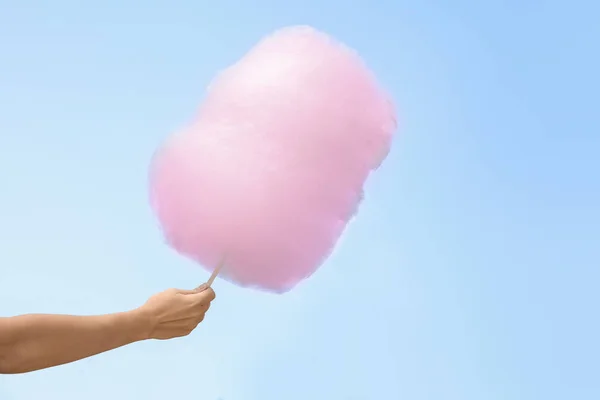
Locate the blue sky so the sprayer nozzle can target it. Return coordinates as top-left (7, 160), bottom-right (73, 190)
top-left (0, 0), bottom-right (598, 399)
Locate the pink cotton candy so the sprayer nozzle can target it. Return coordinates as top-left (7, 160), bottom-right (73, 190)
top-left (149, 26), bottom-right (397, 293)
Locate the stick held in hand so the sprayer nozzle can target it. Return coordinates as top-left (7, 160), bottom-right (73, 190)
top-left (206, 256), bottom-right (225, 288)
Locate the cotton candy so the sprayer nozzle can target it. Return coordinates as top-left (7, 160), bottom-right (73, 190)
top-left (149, 26), bottom-right (397, 293)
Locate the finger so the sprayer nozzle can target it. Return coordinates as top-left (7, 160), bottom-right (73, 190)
top-left (176, 288), bottom-right (198, 295)
top-left (194, 283), bottom-right (208, 292)
top-left (193, 301), bottom-right (210, 313)
top-left (202, 287), bottom-right (216, 301)
top-left (177, 283), bottom-right (209, 295)
top-left (191, 287), bottom-right (216, 304)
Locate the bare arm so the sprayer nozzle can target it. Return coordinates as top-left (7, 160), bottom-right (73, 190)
top-left (0, 286), bottom-right (215, 374)
top-left (0, 311), bottom-right (148, 374)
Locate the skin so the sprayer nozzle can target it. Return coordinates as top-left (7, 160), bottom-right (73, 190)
top-left (0, 284), bottom-right (216, 374)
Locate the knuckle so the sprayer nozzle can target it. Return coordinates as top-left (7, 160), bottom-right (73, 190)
top-left (206, 288), bottom-right (216, 300)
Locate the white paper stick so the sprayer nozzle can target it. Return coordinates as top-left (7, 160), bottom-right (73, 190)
top-left (206, 256), bottom-right (226, 287)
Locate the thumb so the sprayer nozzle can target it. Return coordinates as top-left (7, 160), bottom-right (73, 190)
top-left (177, 284), bottom-right (209, 295)
top-left (194, 283), bottom-right (209, 292)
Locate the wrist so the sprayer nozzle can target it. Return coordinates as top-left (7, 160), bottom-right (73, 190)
top-left (121, 308), bottom-right (154, 342)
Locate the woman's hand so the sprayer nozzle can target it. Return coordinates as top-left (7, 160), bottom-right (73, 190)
top-left (138, 285), bottom-right (216, 340)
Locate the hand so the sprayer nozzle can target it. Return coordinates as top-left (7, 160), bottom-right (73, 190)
top-left (137, 284), bottom-right (216, 340)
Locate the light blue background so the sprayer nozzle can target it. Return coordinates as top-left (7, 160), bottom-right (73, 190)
top-left (0, 1), bottom-right (598, 399)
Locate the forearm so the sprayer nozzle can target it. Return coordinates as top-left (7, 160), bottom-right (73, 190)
top-left (0, 310), bottom-right (150, 374)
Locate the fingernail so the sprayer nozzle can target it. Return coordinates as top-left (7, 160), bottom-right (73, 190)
top-left (195, 284), bottom-right (208, 292)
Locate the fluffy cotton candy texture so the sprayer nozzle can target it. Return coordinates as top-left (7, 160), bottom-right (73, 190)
top-left (149, 26), bottom-right (396, 293)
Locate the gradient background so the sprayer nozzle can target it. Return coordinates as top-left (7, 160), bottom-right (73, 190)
top-left (0, 1), bottom-right (598, 399)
